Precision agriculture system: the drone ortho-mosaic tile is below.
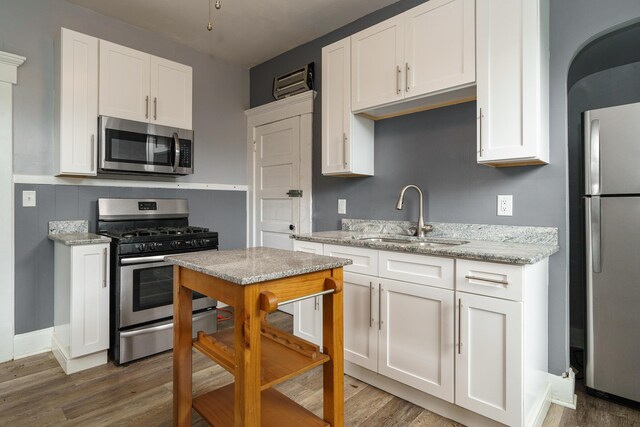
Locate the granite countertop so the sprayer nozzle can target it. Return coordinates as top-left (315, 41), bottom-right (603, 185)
top-left (294, 220), bottom-right (560, 265)
top-left (165, 247), bottom-right (353, 285)
top-left (48, 232), bottom-right (112, 246)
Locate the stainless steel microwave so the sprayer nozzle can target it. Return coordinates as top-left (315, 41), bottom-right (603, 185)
top-left (98, 116), bottom-right (194, 176)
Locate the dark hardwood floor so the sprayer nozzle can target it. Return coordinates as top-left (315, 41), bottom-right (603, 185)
top-left (1, 311), bottom-right (638, 426)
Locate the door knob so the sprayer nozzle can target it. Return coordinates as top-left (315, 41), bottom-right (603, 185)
top-left (289, 224), bottom-right (295, 231)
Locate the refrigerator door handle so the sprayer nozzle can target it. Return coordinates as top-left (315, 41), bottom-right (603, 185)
top-left (590, 119), bottom-right (601, 195)
top-left (591, 196), bottom-right (602, 273)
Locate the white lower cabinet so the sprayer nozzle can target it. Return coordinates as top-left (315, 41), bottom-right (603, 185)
top-left (343, 272), bottom-right (378, 371)
top-left (52, 242), bottom-right (110, 374)
top-left (292, 240), bottom-right (550, 426)
top-left (455, 291), bottom-right (522, 425)
top-left (292, 241), bottom-right (324, 345)
top-left (379, 278), bottom-right (454, 401)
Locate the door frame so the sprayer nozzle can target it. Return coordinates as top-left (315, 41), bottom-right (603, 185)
top-left (244, 91), bottom-right (315, 247)
top-left (0, 51), bottom-right (26, 363)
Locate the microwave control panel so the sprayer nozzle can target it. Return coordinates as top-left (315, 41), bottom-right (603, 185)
top-left (179, 140), bottom-right (192, 168)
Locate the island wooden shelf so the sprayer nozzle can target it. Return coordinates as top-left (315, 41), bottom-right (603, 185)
top-left (168, 247), bottom-right (349, 427)
top-left (193, 383), bottom-right (329, 427)
top-left (193, 323), bottom-right (330, 390)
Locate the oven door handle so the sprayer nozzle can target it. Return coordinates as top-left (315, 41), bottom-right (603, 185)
top-left (119, 311), bottom-right (216, 338)
top-left (121, 255), bottom-right (168, 265)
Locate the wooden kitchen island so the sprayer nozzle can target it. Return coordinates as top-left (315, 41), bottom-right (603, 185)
top-left (166, 247), bottom-right (351, 427)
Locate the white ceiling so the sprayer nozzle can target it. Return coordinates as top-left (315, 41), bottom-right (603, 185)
top-left (66, 0), bottom-right (400, 68)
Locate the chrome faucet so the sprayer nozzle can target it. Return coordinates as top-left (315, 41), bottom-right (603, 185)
top-left (395, 184), bottom-right (431, 237)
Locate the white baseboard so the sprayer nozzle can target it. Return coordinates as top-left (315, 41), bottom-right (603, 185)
top-left (13, 327), bottom-right (52, 359)
top-left (548, 370), bottom-right (577, 409)
top-left (51, 334), bottom-right (107, 374)
top-left (528, 384), bottom-right (552, 427)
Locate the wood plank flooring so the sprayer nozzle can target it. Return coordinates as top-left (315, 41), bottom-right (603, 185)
top-left (1, 311), bottom-right (638, 426)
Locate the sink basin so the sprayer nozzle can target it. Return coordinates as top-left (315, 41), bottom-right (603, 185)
top-left (353, 236), bottom-right (467, 247)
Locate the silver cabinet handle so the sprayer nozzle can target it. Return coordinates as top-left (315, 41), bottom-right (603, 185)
top-left (369, 282), bottom-right (373, 328)
top-left (405, 62), bottom-right (410, 92)
top-left (396, 65), bottom-right (401, 94)
top-left (145, 96), bottom-right (149, 119)
top-left (458, 298), bottom-right (462, 354)
top-left (478, 107), bottom-right (484, 156)
top-left (315, 296), bottom-right (320, 311)
top-left (90, 134), bottom-right (95, 172)
top-left (464, 274), bottom-right (509, 285)
top-left (343, 132), bottom-right (348, 168)
top-left (102, 247), bottom-right (108, 288)
top-left (154, 97), bottom-right (157, 120)
top-left (590, 119), bottom-right (601, 195)
top-left (591, 196), bottom-right (602, 273)
top-left (378, 284), bottom-right (383, 330)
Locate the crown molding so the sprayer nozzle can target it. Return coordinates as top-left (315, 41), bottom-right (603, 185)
top-left (0, 51), bottom-right (26, 85)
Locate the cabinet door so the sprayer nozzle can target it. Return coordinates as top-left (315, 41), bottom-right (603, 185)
top-left (476, 0), bottom-right (548, 165)
top-left (292, 240), bottom-right (323, 345)
top-left (404, 0), bottom-right (475, 98)
top-left (150, 56), bottom-right (193, 129)
top-left (455, 292), bottom-right (522, 426)
top-left (343, 272), bottom-right (378, 371)
top-left (378, 278), bottom-right (454, 402)
top-left (322, 39), bottom-right (350, 175)
top-left (58, 29), bottom-right (99, 176)
top-left (99, 40), bottom-right (150, 122)
top-left (351, 15), bottom-right (405, 111)
top-left (70, 244), bottom-right (109, 358)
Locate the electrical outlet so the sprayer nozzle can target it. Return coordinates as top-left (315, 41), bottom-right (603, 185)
top-left (338, 199), bottom-right (347, 215)
top-left (22, 190), bottom-right (37, 208)
top-left (497, 195), bottom-right (513, 216)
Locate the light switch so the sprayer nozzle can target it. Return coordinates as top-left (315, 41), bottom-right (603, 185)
top-left (338, 199), bottom-right (347, 215)
top-left (22, 190), bottom-right (37, 208)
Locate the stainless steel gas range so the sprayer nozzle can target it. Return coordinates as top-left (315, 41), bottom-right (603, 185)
top-left (97, 198), bottom-right (218, 364)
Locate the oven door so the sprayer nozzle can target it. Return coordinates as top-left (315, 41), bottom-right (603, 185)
top-left (99, 116), bottom-right (193, 175)
top-left (119, 255), bottom-right (215, 328)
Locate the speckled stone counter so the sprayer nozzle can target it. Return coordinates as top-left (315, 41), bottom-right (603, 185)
top-left (294, 220), bottom-right (559, 265)
top-left (166, 247), bottom-right (353, 285)
top-left (48, 220), bottom-right (111, 245)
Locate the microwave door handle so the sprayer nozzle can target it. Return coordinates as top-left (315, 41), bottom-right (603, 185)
top-left (172, 132), bottom-right (180, 172)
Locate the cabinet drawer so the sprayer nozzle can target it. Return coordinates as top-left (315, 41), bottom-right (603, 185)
top-left (324, 244), bottom-right (378, 276)
top-left (456, 259), bottom-right (523, 301)
top-left (293, 240), bottom-right (323, 255)
top-left (379, 251), bottom-right (454, 289)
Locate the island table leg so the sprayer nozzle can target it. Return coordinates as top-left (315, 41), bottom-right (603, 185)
top-left (173, 266), bottom-right (193, 426)
top-left (234, 284), bottom-right (261, 426)
top-left (323, 268), bottom-right (344, 427)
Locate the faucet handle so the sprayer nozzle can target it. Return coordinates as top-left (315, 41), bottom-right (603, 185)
top-left (422, 224), bottom-right (434, 233)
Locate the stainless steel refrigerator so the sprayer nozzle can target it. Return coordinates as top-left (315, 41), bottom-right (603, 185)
top-left (584, 102), bottom-right (640, 405)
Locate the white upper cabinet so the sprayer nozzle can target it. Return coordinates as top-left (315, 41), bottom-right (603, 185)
top-left (351, 15), bottom-right (405, 111)
top-left (350, 0), bottom-right (475, 115)
top-left (99, 40), bottom-right (193, 129)
top-left (404, 0), bottom-right (475, 98)
top-left (150, 56), bottom-right (193, 129)
top-left (99, 40), bottom-right (151, 123)
top-left (476, 0), bottom-right (549, 166)
top-left (56, 28), bottom-right (99, 176)
top-left (322, 38), bottom-right (374, 176)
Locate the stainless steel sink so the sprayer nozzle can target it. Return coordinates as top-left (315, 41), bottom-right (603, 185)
top-left (353, 236), bottom-right (467, 247)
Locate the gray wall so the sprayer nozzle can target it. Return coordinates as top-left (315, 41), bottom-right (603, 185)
top-left (14, 183), bottom-right (246, 334)
top-left (250, 0), bottom-right (567, 373)
top-left (0, 0), bottom-right (249, 185)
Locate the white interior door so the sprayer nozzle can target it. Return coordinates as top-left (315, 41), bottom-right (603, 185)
top-left (254, 116), bottom-right (301, 250)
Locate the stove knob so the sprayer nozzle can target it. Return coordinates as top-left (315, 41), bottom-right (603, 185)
top-left (199, 239), bottom-right (206, 246)
top-left (136, 243), bottom-right (146, 252)
top-left (190, 239), bottom-right (198, 247)
top-left (170, 241), bottom-right (177, 249)
top-left (148, 242), bottom-right (157, 251)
